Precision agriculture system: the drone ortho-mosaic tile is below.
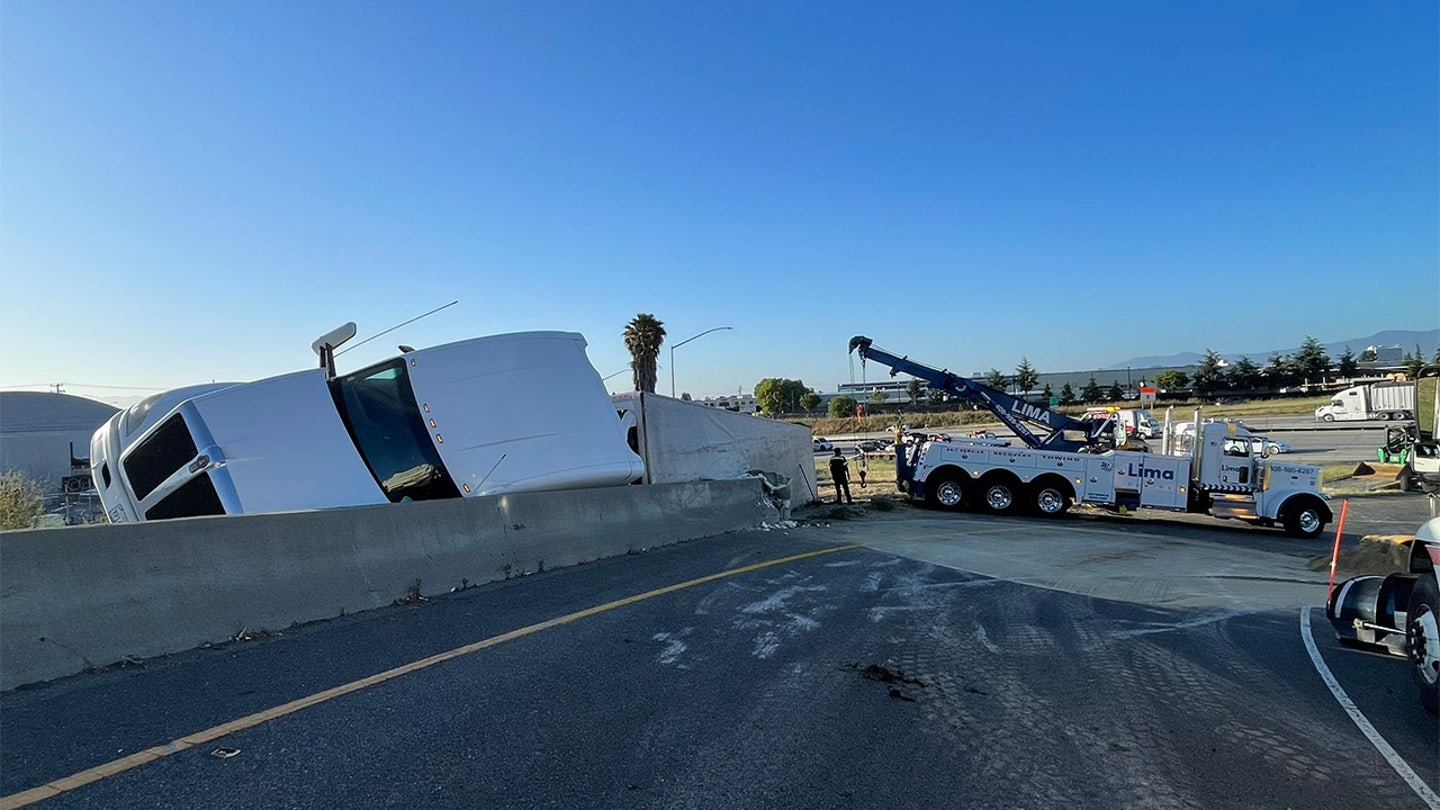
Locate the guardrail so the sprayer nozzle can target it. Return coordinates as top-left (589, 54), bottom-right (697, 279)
top-left (1, 479), bottom-right (772, 691)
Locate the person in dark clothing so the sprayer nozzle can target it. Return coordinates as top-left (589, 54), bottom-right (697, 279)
top-left (829, 448), bottom-right (853, 504)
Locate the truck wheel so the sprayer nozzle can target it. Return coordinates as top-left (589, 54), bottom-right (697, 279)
top-left (1282, 497), bottom-right (1326, 540)
top-left (926, 474), bottom-right (966, 511)
top-left (1400, 467), bottom-right (1417, 493)
top-left (977, 473), bottom-right (1021, 515)
top-left (1030, 479), bottom-right (1071, 517)
top-left (1396, 411), bottom-right (1411, 421)
top-left (1405, 574), bottom-right (1440, 715)
top-left (1378, 412), bottom-right (1391, 421)
top-left (1322, 414), bottom-right (1335, 423)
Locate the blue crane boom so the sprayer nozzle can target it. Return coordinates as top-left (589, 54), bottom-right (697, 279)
top-left (847, 336), bottom-right (1113, 452)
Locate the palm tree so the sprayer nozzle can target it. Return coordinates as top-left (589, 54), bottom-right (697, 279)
top-left (623, 314), bottom-right (666, 393)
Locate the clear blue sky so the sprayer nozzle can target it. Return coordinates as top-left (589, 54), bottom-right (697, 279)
top-left (3, 1), bottom-right (1436, 405)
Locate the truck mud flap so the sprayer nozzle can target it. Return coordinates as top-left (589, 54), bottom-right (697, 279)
top-left (1326, 574), bottom-right (1418, 656)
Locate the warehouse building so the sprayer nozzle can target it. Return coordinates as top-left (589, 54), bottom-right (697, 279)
top-left (0, 392), bottom-right (118, 521)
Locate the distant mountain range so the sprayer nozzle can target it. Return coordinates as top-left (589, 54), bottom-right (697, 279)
top-left (1107, 329), bottom-right (1440, 370)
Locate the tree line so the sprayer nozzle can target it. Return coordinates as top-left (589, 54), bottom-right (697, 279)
top-left (622, 316), bottom-right (1439, 416)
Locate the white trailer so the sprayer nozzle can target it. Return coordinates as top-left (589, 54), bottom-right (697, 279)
top-left (901, 418), bottom-right (1331, 538)
top-left (1315, 381), bottom-right (1417, 422)
top-left (90, 330), bottom-right (644, 523)
top-left (612, 391), bottom-right (817, 508)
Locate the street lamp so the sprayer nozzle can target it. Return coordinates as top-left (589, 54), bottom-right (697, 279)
top-left (670, 326), bottom-right (734, 398)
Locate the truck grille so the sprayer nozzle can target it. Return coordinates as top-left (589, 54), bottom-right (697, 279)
top-left (123, 414), bottom-right (198, 500)
top-left (144, 473), bottom-right (225, 521)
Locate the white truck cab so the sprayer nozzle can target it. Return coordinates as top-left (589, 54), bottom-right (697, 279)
top-left (91, 331), bottom-right (644, 523)
top-left (1083, 407), bottom-right (1162, 439)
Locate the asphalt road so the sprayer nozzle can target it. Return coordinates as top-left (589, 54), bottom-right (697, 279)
top-left (4, 499), bottom-right (1436, 809)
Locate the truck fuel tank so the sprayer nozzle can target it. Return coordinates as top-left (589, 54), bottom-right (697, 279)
top-left (1326, 573), bottom-right (1418, 656)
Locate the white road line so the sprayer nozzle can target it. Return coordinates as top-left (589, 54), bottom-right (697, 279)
top-left (1299, 607), bottom-right (1440, 809)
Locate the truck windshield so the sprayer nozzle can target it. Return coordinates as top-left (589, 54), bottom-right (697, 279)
top-left (330, 360), bottom-right (460, 503)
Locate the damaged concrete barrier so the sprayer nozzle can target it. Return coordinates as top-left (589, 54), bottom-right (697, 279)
top-left (1, 479), bottom-right (771, 691)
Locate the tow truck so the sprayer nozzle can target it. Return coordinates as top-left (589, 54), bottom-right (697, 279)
top-left (848, 336), bottom-right (1332, 539)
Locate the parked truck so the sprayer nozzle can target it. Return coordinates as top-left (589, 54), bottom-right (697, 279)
top-left (849, 337), bottom-right (1332, 539)
top-left (1314, 380), bottom-right (1416, 422)
top-left (90, 328), bottom-right (644, 523)
top-left (1083, 407), bottom-right (1162, 439)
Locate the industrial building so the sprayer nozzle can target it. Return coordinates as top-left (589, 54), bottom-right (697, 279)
top-left (0, 392), bottom-right (118, 521)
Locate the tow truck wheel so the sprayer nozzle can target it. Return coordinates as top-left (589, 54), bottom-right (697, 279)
top-left (977, 473), bottom-right (1021, 515)
top-left (927, 474), bottom-right (966, 511)
top-left (1322, 414), bottom-right (1335, 422)
top-left (1282, 497), bottom-right (1326, 540)
top-left (1405, 574), bottom-right (1440, 715)
top-left (1030, 479), bottom-right (1071, 517)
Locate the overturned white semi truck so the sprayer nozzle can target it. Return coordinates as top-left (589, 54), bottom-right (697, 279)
top-left (90, 328), bottom-right (644, 523)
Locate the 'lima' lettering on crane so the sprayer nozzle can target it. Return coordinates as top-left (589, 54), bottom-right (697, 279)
top-left (1010, 401), bottom-right (1056, 425)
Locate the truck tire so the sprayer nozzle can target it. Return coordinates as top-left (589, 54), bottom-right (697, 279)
top-left (1029, 477), bottom-right (1072, 517)
top-left (1282, 496), bottom-right (1327, 540)
top-left (1400, 467), bottom-right (1418, 493)
top-left (1322, 414), bottom-right (1335, 423)
top-left (1395, 411), bottom-right (1412, 421)
top-left (1378, 412), bottom-right (1391, 421)
top-left (977, 472), bottom-right (1021, 515)
top-left (926, 473), bottom-right (966, 511)
top-left (1405, 573), bottom-right (1440, 715)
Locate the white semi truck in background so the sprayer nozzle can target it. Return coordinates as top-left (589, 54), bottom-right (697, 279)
top-left (1314, 380), bottom-right (1416, 422)
top-left (90, 329), bottom-right (644, 523)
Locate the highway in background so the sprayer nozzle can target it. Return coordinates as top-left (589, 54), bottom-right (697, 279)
top-left (819, 415), bottom-right (1390, 468)
top-left (3, 500), bottom-right (1436, 810)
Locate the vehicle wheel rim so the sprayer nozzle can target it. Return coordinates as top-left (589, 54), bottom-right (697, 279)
top-left (1297, 510), bottom-right (1321, 535)
top-left (1036, 488), bottom-right (1064, 514)
top-left (1409, 606), bottom-right (1440, 687)
top-left (936, 481), bottom-right (963, 508)
top-left (986, 486), bottom-right (1013, 511)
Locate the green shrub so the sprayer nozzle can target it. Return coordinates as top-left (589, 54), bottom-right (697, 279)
top-left (0, 471), bottom-right (45, 530)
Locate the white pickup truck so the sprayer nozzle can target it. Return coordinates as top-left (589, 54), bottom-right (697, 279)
top-left (91, 331), bottom-right (644, 523)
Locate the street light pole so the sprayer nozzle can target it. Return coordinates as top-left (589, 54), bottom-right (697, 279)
top-left (670, 326), bottom-right (734, 398)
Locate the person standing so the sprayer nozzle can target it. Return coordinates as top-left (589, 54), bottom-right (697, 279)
top-left (829, 448), bottom-right (853, 504)
top-left (856, 448), bottom-right (868, 489)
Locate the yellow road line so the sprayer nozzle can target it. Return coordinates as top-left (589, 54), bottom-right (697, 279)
top-left (1, 543), bottom-right (862, 809)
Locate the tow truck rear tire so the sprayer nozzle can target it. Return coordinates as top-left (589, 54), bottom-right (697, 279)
top-left (927, 474), bottom-right (966, 511)
top-left (977, 472), bottom-right (1021, 515)
top-left (1406, 573), bottom-right (1440, 715)
top-left (1281, 496), bottom-right (1327, 540)
top-left (1029, 477), bottom-right (1072, 517)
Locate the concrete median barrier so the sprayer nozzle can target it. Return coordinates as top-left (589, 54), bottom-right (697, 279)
top-left (0, 479), bottom-right (771, 691)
